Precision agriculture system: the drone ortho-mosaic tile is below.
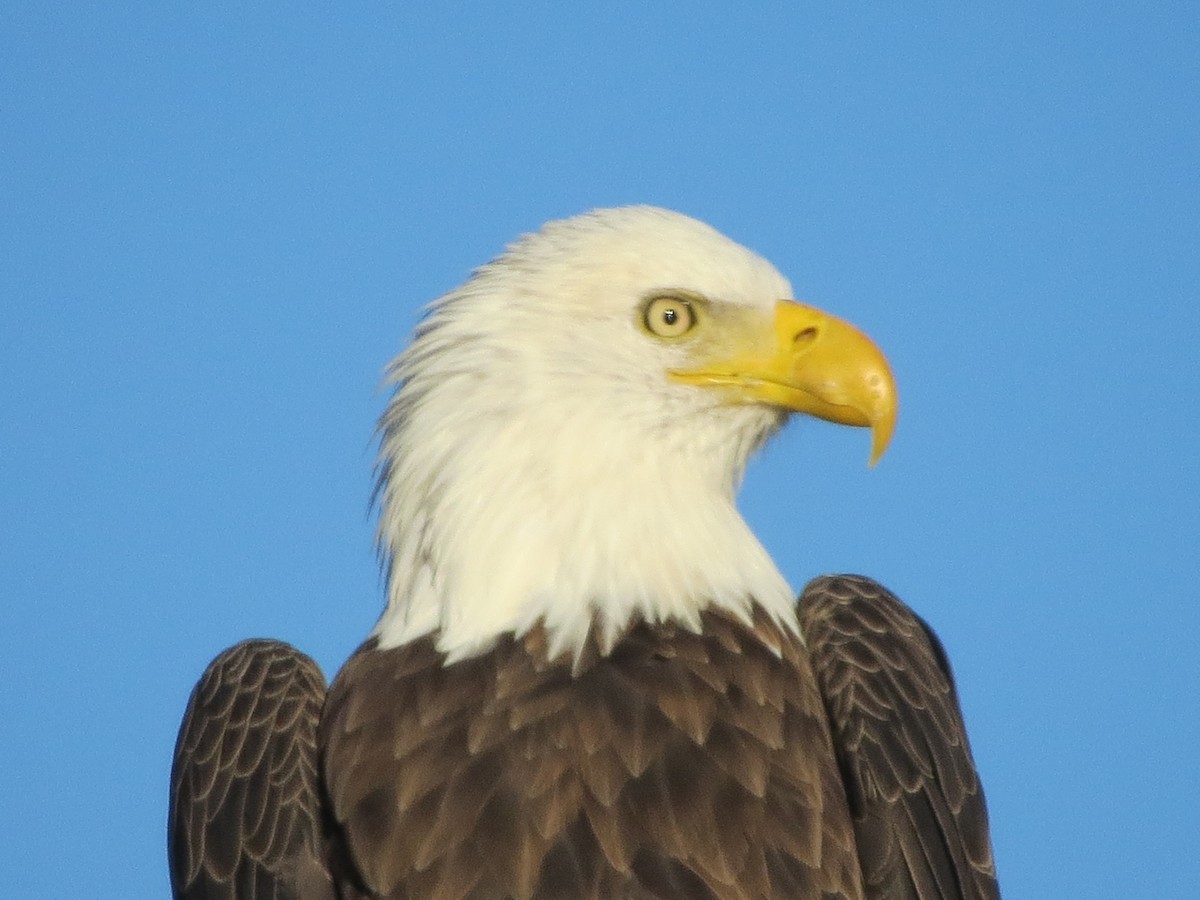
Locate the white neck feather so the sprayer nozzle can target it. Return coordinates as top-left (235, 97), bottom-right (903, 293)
top-left (372, 382), bottom-right (798, 662)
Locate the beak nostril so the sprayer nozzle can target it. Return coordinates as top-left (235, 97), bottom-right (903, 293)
top-left (793, 326), bottom-right (818, 348)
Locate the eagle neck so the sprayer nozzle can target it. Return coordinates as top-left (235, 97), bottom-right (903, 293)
top-left (371, 399), bottom-right (798, 663)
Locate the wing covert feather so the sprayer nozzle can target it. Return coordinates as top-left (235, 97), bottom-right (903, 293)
top-left (799, 575), bottom-right (1000, 900)
top-left (169, 640), bottom-right (334, 900)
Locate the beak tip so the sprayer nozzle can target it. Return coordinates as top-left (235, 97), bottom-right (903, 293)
top-left (866, 405), bottom-right (897, 468)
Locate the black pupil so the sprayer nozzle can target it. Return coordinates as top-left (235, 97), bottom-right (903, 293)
top-left (663, 307), bottom-right (677, 325)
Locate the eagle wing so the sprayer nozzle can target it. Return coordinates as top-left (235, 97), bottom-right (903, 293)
top-left (168, 640), bottom-right (334, 900)
top-left (799, 575), bottom-right (1000, 900)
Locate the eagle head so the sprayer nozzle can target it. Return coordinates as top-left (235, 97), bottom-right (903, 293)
top-left (372, 207), bottom-right (896, 661)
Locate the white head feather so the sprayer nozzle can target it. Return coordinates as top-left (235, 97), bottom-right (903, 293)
top-left (372, 206), bottom-right (799, 661)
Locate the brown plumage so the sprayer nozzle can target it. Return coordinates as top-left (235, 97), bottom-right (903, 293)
top-left (800, 577), bottom-right (1000, 899)
top-left (168, 640), bottom-right (334, 900)
top-left (169, 578), bottom-right (1000, 899)
top-left (320, 605), bottom-right (859, 899)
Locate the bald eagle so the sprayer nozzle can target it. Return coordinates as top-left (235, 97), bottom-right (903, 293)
top-left (169, 207), bottom-right (999, 899)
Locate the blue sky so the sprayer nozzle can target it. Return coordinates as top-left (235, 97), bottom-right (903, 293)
top-left (3, 4), bottom-right (1197, 897)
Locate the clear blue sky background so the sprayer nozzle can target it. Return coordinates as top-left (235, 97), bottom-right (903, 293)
top-left (3, 4), bottom-right (1197, 898)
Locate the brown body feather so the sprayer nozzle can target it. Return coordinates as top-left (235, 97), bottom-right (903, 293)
top-left (169, 577), bottom-right (999, 899)
top-left (321, 606), bottom-right (861, 899)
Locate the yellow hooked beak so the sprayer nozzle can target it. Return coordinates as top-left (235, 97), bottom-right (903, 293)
top-left (670, 301), bottom-right (897, 465)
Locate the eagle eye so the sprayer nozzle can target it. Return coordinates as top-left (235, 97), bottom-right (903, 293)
top-left (643, 295), bottom-right (698, 338)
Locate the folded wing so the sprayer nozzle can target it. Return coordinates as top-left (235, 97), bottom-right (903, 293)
top-left (168, 640), bottom-right (333, 900)
top-left (800, 575), bottom-right (1000, 900)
